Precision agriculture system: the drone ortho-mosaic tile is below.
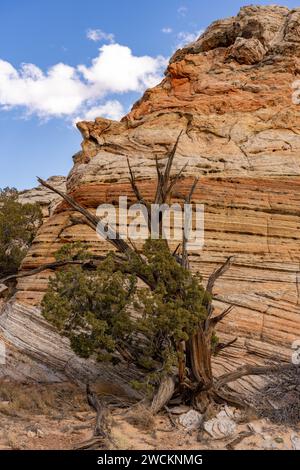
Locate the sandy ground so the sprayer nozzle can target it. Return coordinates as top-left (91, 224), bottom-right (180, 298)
top-left (0, 381), bottom-right (299, 451)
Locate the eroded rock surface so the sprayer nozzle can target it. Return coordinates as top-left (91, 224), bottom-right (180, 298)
top-left (18, 176), bottom-right (66, 218)
top-left (1, 5), bottom-right (300, 387)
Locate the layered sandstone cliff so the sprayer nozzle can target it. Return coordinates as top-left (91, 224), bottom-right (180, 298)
top-left (18, 176), bottom-right (66, 218)
top-left (1, 5), bottom-right (300, 390)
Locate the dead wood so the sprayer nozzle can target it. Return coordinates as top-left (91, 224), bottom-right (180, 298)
top-left (86, 383), bottom-right (109, 438)
top-left (207, 306), bottom-right (234, 329)
top-left (127, 158), bottom-right (151, 231)
top-left (206, 257), bottom-right (234, 296)
top-left (73, 385), bottom-right (113, 450)
top-left (226, 431), bottom-right (253, 450)
top-left (0, 259), bottom-right (96, 284)
top-left (154, 131), bottom-right (183, 205)
top-left (37, 177), bottom-right (132, 256)
top-left (164, 405), bottom-right (177, 428)
top-left (0, 254), bottom-right (127, 285)
top-left (73, 436), bottom-right (108, 450)
top-left (215, 364), bottom-right (300, 390)
top-left (211, 388), bottom-right (250, 410)
top-left (204, 257), bottom-right (235, 331)
top-left (214, 337), bottom-right (238, 355)
top-left (151, 376), bottom-right (176, 414)
top-left (181, 177), bottom-right (198, 270)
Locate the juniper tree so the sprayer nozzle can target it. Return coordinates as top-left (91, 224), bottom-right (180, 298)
top-left (37, 135), bottom-right (248, 412)
top-left (0, 187), bottom-right (42, 277)
top-left (2, 136), bottom-right (297, 415)
top-left (42, 239), bottom-right (213, 396)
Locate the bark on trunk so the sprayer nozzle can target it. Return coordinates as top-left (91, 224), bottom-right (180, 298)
top-left (189, 328), bottom-right (213, 388)
top-left (151, 376), bottom-right (176, 414)
top-left (187, 326), bottom-right (217, 412)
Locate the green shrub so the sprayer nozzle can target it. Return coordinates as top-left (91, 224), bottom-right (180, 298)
top-left (42, 240), bottom-right (212, 383)
top-left (0, 187), bottom-right (42, 276)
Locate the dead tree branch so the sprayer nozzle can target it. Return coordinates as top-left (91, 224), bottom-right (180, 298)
top-left (154, 131), bottom-right (183, 205)
top-left (0, 260), bottom-right (96, 284)
top-left (166, 162), bottom-right (188, 199)
top-left (208, 306), bottom-right (234, 329)
top-left (181, 177), bottom-right (199, 270)
top-left (204, 257), bottom-right (235, 329)
top-left (214, 337), bottom-right (238, 355)
top-left (127, 158), bottom-right (151, 231)
top-left (37, 177), bottom-right (132, 256)
top-left (37, 177), bottom-right (158, 289)
top-left (215, 364), bottom-right (300, 390)
top-left (206, 256), bottom-right (234, 295)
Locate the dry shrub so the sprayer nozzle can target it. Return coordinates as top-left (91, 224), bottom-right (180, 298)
top-left (0, 381), bottom-right (88, 417)
top-left (5, 431), bottom-right (20, 449)
top-left (251, 367), bottom-right (300, 425)
top-left (125, 404), bottom-right (155, 431)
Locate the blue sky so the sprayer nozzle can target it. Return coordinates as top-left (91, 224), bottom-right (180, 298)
top-left (0, 0), bottom-right (298, 189)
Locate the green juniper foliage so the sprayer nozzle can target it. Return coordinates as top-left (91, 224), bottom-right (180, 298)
top-left (42, 243), bottom-right (136, 362)
top-left (0, 187), bottom-right (42, 276)
top-left (42, 240), bottom-right (213, 384)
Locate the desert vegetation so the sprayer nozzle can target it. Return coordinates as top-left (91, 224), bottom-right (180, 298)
top-left (0, 188), bottom-right (42, 298)
top-left (1, 137), bottom-right (299, 449)
top-left (10, 135), bottom-right (293, 447)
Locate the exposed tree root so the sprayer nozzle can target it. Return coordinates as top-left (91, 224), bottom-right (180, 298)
top-left (164, 405), bottom-right (178, 428)
top-left (74, 436), bottom-right (108, 450)
top-left (211, 388), bottom-right (249, 410)
top-left (74, 383), bottom-right (114, 450)
top-left (226, 431), bottom-right (254, 450)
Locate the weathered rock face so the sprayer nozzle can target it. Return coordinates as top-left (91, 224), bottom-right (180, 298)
top-left (1, 5), bottom-right (300, 387)
top-left (18, 176), bottom-right (66, 218)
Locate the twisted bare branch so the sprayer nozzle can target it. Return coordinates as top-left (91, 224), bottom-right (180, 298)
top-left (215, 364), bottom-right (299, 390)
top-left (37, 177), bottom-right (132, 256)
top-left (206, 256), bottom-right (234, 295)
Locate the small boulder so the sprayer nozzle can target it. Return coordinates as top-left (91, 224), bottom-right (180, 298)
top-left (179, 410), bottom-right (203, 430)
top-left (291, 433), bottom-right (300, 450)
top-left (170, 405), bottom-right (191, 415)
top-left (204, 408), bottom-right (237, 439)
top-left (284, 11), bottom-right (300, 43)
top-left (37, 429), bottom-right (44, 438)
top-left (226, 37), bottom-right (266, 64)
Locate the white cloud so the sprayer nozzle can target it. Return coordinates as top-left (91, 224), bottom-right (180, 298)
top-left (86, 28), bottom-right (115, 43)
top-left (178, 6), bottom-right (188, 17)
top-left (0, 44), bottom-right (166, 123)
top-left (0, 61), bottom-right (88, 117)
top-left (78, 44), bottom-right (166, 94)
top-left (176, 29), bottom-right (204, 49)
top-left (73, 100), bottom-right (125, 126)
top-left (162, 27), bottom-right (173, 34)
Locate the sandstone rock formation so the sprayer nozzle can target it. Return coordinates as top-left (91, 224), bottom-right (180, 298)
top-left (18, 176), bottom-right (66, 218)
top-left (1, 5), bottom-right (300, 391)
